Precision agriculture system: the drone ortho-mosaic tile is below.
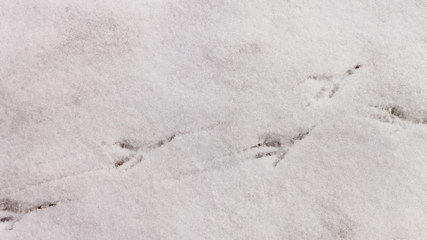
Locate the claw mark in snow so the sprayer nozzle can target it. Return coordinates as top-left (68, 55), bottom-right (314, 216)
top-left (0, 198), bottom-right (58, 230)
top-left (305, 64), bottom-right (362, 105)
top-left (116, 139), bottom-right (139, 151)
top-left (147, 134), bottom-right (177, 150)
top-left (113, 122), bottom-right (228, 169)
top-left (247, 126), bottom-right (314, 167)
top-left (370, 105), bottom-right (427, 126)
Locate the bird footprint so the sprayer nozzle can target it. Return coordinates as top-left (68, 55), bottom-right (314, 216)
top-left (304, 64), bottom-right (362, 107)
top-left (248, 128), bottom-right (313, 167)
top-left (0, 198), bottom-right (58, 230)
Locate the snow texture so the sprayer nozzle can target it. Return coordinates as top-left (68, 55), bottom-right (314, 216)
top-left (1, 0), bottom-right (427, 239)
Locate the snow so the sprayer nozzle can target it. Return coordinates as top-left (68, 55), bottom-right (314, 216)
top-left (1, 0), bottom-right (427, 239)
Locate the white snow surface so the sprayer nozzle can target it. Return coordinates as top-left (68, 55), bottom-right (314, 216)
top-left (1, 0), bottom-right (427, 239)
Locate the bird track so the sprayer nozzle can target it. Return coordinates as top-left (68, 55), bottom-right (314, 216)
top-left (370, 105), bottom-right (427, 127)
top-left (8, 122), bottom-right (228, 195)
top-left (248, 64), bottom-right (363, 166)
top-left (305, 64), bottom-right (362, 105)
top-left (246, 126), bottom-right (315, 167)
top-left (113, 121), bottom-right (228, 169)
top-left (0, 198), bottom-right (59, 230)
